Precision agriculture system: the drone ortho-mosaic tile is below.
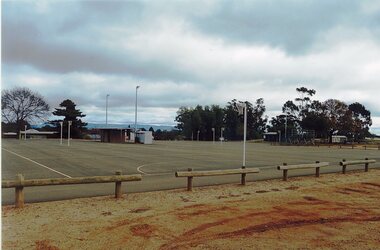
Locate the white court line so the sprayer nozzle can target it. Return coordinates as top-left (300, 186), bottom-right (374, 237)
top-left (3, 148), bottom-right (72, 178)
top-left (137, 161), bottom-right (172, 176)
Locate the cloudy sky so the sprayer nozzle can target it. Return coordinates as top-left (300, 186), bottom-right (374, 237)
top-left (2, 0), bottom-right (380, 134)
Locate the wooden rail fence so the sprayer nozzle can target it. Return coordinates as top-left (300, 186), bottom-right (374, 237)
top-left (339, 158), bottom-right (377, 173)
top-left (175, 167), bottom-right (260, 191)
top-left (277, 161), bottom-right (330, 181)
top-left (2, 171), bottom-right (142, 208)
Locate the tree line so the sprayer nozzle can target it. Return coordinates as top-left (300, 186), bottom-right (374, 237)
top-left (175, 98), bottom-right (267, 141)
top-left (2, 86), bottom-right (374, 142)
top-left (175, 87), bottom-right (372, 142)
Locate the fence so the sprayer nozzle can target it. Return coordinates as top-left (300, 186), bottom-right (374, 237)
top-left (277, 161), bottom-right (329, 181)
top-left (175, 167), bottom-right (260, 191)
top-left (340, 158), bottom-right (377, 173)
top-left (2, 171), bottom-right (142, 208)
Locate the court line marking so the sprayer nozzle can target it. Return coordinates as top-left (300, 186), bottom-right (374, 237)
top-left (2, 148), bottom-right (72, 178)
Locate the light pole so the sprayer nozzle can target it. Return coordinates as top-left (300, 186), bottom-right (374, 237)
top-left (60, 121), bottom-right (63, 145)
top-left (237, 102), bottom-right (247, 167)
top-left (68, 121), bottom-right (72, 146)
top-left (212, 128), bottom-right (215, 144)
top-left (285, 115), bottom-right (287, 143)
top-left (106, 94), bottom-right (110, 127)
top-left (197, 130), bottom-right (200, 141)
top-left (278, 130), bottom-right (281, 144)
top-left (220, 127), bottom-right (224, 144)
top-left (135, 85), bottom-right (140, 133)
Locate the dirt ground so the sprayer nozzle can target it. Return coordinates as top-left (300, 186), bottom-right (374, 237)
top-left (3, 170), bottom-right (380, 250)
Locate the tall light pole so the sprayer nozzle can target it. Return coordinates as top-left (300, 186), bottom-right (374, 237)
top-left (237, 102), bottom-right (247, 167)
top-left (135, 85), bottom-right (140, 133)
top-left (284, 115), bottom-right (287, 143)
top-left (220, 127), bottom-right (224, 144)
top-left (106, 94), bottom-right (110, 127)
top-left (212, 128), bottom-right (215, 144)
top-left (60, 121), bottom-right (63, 145)
top-left (68, 121), bottom-right (72, 146)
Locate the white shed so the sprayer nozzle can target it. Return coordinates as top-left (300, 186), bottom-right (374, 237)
top-left (136, 131), bottom-right (153, 144)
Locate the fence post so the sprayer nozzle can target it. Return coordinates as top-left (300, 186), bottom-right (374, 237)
top-left (315, 161), bottom-right (320, 177)
top-left (365, 158), bottom-right (369, 172)
top-left (15, 174), bottom-right (25, 208)
top-left (115, 171), bottom-right (122, 199)
top-left (282, 163), bottom-right (288, 181)
top-left (187, 168), bottom-right (193, 191)
top-left (342, 159), bottom-right (346, 174)
top-left (241, 166), bottom-right (246, 185)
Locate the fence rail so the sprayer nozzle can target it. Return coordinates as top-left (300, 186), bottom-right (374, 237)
top-left (277, 161), bottom-right (329, 181)
top-left (2, 171), bottom-right (142, 208)
top-left (175, 167), bottom-right (260, 191)
top-left (340, 158), bottom-right (376, 173)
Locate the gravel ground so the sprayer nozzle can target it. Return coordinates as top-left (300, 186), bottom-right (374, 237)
top-left (3, 169), bottom-right (380, 249)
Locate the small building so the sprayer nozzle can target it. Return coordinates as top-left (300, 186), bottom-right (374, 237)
top-left (136, 131), bottom-right (153, 144)
top-left (263, 132), bottom-right (279, 142)
top-left (99, 128), bottom-right (131, 143)
top-left (332, 135), bottom-right (347, 144)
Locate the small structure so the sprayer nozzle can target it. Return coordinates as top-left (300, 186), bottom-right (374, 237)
top-left (136, 131), bottom-right (153, 144)
top-left (332, 135), bottom-right (347, 144)
top-left (263, 132), bottom-right (278, 142)
top-left (99, 128), bottom-right (131, 143)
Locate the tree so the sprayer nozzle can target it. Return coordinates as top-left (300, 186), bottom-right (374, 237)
top-left (1, 87), bottom-right (50, 133)
top-left (348, 102), bottom-right (372, 140)
top-left (50, 99), bottom-right (87, 138)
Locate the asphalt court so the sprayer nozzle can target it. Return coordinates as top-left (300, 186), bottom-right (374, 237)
top-left (2, 139), bottom-right (380, 180)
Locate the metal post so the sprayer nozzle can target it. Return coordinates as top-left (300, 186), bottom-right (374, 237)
top-left (220, 127), bottom-right (224, 144)
top-left (197, 130), bottom-right (200, 141)
top-left (24, 125), bottom-right (27, 141)
top-left (285, 115), bottom-right (287, 143)
top-left (106, 94), bottom-right (110, 126)
top-left (68, 121), bottom-right (72, 146)
top-left (135, 86), bottom-right (140, 133)
top-left (243, 103), bottom-right (247, 167)
top-left (60, 121), bottom-right (63, 145)
top-left (212, 128), bottom-right (215, 144)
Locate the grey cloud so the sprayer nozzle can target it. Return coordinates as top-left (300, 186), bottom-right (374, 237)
top-left (189, 0), bottom-right (376, 54)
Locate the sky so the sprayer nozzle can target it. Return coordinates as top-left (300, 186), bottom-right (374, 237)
top-left (2, 0), bottom-right (380, 134)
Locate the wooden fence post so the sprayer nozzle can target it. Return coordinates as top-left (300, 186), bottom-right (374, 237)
top-left (241, 166), bottom-right (246, 185)
top-left (342, 159), bottom-right (346, 174)
top-left (365, 158), bottom-right (369, 172)
top-left (315, 161), bottom-right (320, 177)
top-left (115, 171), bottom-right (122, 199)
top-left (15, 174), bottom-right (25, 208)
top-left (187, 168), bottom-right (193, 191)
top-left (282, 163), bottom-right (288, 181)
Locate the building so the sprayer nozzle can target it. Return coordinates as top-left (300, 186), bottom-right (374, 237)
top-left (263, 132), bottom-right (279, 142)
top-left (332, 135), bottom-right (347, 144)
top-left (136, 131), bottom-right (153, 144)
top-left (99, 128), bottom-right (131, 143)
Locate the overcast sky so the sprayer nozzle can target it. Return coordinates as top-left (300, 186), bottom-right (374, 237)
top-left (2, 0), bottom-right (380, 134)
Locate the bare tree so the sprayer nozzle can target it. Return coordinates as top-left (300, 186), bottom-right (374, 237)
top-left (2, 87), bottom-right (50, 131)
